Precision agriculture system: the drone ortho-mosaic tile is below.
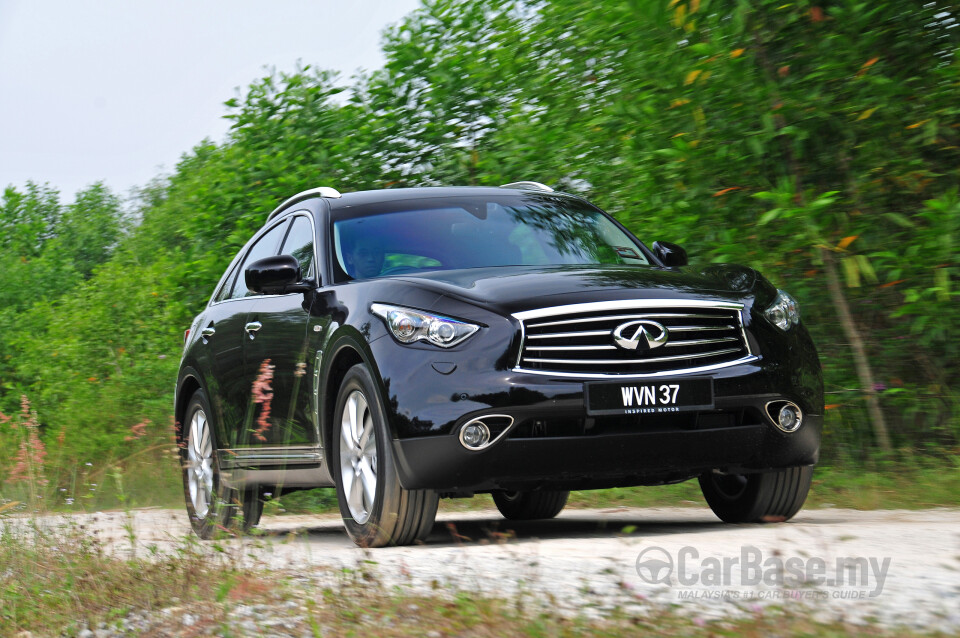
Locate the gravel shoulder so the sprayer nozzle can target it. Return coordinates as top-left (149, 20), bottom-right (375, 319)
top-left (29, 506), bottom-right (960, 632)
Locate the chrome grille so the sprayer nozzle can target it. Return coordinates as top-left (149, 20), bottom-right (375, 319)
top-left (514, 300), bottom-right (754, 377)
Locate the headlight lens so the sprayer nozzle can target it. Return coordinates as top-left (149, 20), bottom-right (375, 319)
top-left (371, 303), bottom-right (480, 348)
top-left (764, 289), bottom-right (800, 331)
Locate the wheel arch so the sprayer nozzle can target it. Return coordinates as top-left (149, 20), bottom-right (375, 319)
top-left (175, 368), bottom-right (203, 447)
top-left (320, 330), bottom-right (391, 459)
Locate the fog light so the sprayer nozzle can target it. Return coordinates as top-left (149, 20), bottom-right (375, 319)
top-left (459, 421), bottom-right (491, 449)
top-left (765, 400), bottom-right (804, 433)
top-left (777, 403), bottom-right (803, 432)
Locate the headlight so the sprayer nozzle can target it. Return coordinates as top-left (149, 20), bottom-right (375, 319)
top-left (764, 289), bottom-right (800, 331)
top-left (371, 303), bottom-right (480, 348)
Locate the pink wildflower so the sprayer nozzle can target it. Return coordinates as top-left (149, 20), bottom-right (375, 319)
top-left (7, 396), bottom-right (47, 486)
top-left (251, 359), bottom-right (275, 442)
top-left (173, 418), bottom-right (186, 449)
top-left (124, 419), bottom-right (151, 441)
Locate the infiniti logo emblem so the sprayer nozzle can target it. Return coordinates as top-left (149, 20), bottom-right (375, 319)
top-left (612, 320), bottom-right (669, 350)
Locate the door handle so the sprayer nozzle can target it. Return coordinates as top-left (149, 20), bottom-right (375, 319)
top-left (245, 321), bottom-right (263, 336)
top-left (200, 324), bottom-right (215, 343)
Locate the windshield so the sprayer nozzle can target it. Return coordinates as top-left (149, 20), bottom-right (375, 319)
top-left (332, 195), bottom-right (649, 282)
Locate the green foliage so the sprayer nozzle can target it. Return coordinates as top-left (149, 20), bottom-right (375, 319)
top-left (0, 0), bottom-right (958, 491)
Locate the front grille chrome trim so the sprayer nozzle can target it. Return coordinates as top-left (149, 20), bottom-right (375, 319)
top-left (513, 354), bottom-right (759, 379)
top-left (526, 313), bottom-right (734, 329)
top-left (512, 299), bottom-right (755, 378)
top-left (513, 299), bottom-right (744, 322)
top-left (666, 325), bottom-right (736, 333)
top-left (525, 344), bottom-right (618, 352)
top-left (664, 336), bottom-right (739, 347)
top-left (522, 347), bottom-right (742, 366)
top-left (527, 330), bottom-right (612, 340)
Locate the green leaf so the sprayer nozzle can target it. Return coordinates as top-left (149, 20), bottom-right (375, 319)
top-left (883, 212), bottom-right (915, 228)
top-left (842, 256), bottom-right (861, 287)
top-left (855, 254), bottom-right (878, 284)
top-left (757, 208), bottom-right (781, 225)
top-left (934, 268), bottom-right (950, 302)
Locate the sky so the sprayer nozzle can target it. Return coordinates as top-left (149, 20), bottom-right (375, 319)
top-left (0, 0), bottom-right (422, 201)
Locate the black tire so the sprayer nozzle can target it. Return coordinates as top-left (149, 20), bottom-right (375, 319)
top-left (238, 487), bottom-right (265, 531)
top-left (180, 389), bottom-right (236, 539)
top-left (492, 490), bottom-right (569, 520)
top-left (699, 466), bottom-right (813, 523)
top-left (332, 364), bottom-right (439, 547)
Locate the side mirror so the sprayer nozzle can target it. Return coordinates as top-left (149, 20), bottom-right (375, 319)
top-left (246, 255), bottom-right (310, 294)
top-left (652, 241), bottom-right (688, 267)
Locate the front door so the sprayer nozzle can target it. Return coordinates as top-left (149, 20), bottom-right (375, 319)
top-left (219, 217), bottom-right (291, 448)
top-left (243, 213), bottom-right (322, 447)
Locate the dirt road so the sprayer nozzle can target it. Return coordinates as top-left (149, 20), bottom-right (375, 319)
top-left (50, 506), bottom-right (960, 631)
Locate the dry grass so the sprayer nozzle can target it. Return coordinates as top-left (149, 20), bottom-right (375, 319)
top-left (2, 507), bottom-right (955, 637)
top-left (0, 516), bottom-right (238, 635)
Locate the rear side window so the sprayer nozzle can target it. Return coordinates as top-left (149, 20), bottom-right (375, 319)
top-left (280, 215), bottom-right (316, 280)
top-left (228, 220), bottom-right (290, 299)
top-left (212, 263), bottom-right (238, 303)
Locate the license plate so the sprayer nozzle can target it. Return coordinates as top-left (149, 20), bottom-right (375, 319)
top-left (585, 378), bottom-right (714, 416)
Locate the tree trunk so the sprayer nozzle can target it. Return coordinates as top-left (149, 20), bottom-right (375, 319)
top-left (820, 247), bottom-right (893, 451)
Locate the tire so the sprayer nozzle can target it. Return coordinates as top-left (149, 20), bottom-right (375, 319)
top-left (492, 490), bottom-right (569, 520)
top-left (180, 389), bottom-right (237, 539)
top-left (332, 364), bottom-right (439, 547)
top-left (699, 466), bottom-right (813, 523)
top-left (238, 487), bottom-right (265, 531)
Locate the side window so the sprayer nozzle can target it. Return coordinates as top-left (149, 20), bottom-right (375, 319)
top-left (229, 220), bottom-right (290, 299)
top-left (212, 263), bottom-right (238, 303)
top-left (280, 215), bottom-right (316, 280)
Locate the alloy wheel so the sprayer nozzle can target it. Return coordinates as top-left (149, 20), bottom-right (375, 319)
top-left (186, 407), bottom-right (215, 518)
top-left (339, 389), bottom-right (378, 524)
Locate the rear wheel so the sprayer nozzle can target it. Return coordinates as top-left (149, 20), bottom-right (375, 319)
top-left (180, 389), bottom-right (263, 537)
top-left (333, 364), bottom-right (438, 547)
top-left (492, 490), bottom-right (569, 520)
top-left (699, 466), bottom-right (813, 523)
top-left (238, 487), bottom-right (265, 530)
top-left (181, 390), bottom-right (234, 538)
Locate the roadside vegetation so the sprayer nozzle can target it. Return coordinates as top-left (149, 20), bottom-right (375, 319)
top-left (1, 1), bottom-right (958, 507)
top-left (0, 492), bottom-right (953, 637)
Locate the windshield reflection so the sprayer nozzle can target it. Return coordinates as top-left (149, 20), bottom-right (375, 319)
top-left (332, 196), bottom-right (649, 282)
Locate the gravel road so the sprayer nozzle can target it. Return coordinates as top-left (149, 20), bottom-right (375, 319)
top-left (40, 506), bottom-right (960, 632)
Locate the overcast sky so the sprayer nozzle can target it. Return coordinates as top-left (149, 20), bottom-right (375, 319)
top-left (0, 0), bottom-right (422, 201)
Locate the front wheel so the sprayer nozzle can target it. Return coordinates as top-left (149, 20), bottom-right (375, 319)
top-left (699, 466), bottom-right (813, 523)
top-left (333, 364), bottom-right (438, 547)
top-left (492, 490), bottom-right (569, 520)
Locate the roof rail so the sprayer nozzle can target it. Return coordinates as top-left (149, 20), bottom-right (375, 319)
top-left (500, 181), bottom-right (554, 193)
top-left (265, 186), bottom-right (342, 223)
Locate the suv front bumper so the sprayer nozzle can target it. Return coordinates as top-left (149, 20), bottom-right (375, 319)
top-left (370, 315), bottom-right (823, 492)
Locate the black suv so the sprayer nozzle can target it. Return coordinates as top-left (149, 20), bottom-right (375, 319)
top-left (176, 183), bottom-right (822, 547)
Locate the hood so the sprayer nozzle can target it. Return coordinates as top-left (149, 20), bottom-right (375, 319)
top-left (391, 264), bottom-right (761, 315)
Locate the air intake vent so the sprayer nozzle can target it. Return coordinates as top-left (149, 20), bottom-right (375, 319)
top-left (513, 300), bottom-right (754, 378)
